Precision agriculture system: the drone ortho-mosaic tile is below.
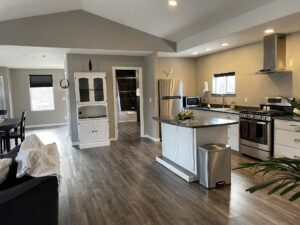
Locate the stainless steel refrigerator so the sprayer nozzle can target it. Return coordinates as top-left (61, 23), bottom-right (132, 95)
top-left (158, 79), bottom-right (183, 118)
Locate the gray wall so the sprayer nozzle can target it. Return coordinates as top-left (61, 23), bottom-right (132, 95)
top-left (144, 53), bottom-right (159, 139)
top-left (0, 10), bottom-right (175, 52)
top-left (10, 69), bottom-right (67, 126)
top-left (157, 57), bottom-right (197, 96)
top-left (0, 67), bottom-right (13, 117)
top-left (66, 54), bottom-right (147, 143)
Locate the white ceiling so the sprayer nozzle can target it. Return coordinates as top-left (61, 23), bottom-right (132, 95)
top-left (1, 0), bottom-right (300, 67)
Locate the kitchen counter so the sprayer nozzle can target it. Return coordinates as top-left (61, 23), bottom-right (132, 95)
top-left (153, 115), bottom-right (238, 182)
top-left (189, 106), bottom-right (241, 115)
top-left (274, 115), bottom-right (300, 122)
top-left (153, 116), bottom-right (238, 128)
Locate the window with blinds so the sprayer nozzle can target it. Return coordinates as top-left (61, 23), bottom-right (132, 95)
top-left (29, 75), bottom-right (55, 111)
top-left (212, 72), bottom-right (236, 95)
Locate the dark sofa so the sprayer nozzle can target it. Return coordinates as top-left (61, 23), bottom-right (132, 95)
top-left (0, 146), bottom-right (58, 225)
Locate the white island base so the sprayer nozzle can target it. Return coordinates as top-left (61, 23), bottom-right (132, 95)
top-left (156, 123), bottom-right (228, 182)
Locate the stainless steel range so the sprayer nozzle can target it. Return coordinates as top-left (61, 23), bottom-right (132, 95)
top-left (239, 97), bottom-right (292, 160)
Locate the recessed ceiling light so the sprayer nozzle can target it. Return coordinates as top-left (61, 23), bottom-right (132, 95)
top-left (221, 43), bottom-right (229, 46)
top-left (264, 29), bottom-right (274, 34)
top-left (192, 52), bottom-right (198, 55)
top-left (205, 48), bottom-right (211, 51)
top-left (168, 0), bottom-right (178, 6)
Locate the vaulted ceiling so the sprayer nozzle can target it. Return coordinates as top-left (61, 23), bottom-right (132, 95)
top-left (0, 0), bottom-right (274, 42)
top-left (1, 0), bottom-right (300, 68)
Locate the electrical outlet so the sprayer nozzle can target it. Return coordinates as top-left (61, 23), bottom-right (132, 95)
top-left (244, 97), bottom-right (248, 103)
top-left (289, 59), bottom-right (294, 67)
top-left (149, 97), bottom-right (152, 103)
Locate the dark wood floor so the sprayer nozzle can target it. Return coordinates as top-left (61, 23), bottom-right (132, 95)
top-left (27, 123), bottom-right (300, 225)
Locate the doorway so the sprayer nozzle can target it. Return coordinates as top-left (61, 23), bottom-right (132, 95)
top-left (112, 67), bottom-right (144, 140)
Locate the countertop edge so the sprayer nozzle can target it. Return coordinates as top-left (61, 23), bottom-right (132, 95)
top-left (153, 117), bottom-right (239, 128)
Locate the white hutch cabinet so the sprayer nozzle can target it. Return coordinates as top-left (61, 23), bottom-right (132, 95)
top-left (74, 72), bottom-right (110, 149)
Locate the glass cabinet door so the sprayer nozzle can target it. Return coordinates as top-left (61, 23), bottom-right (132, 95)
top-left (78, 78), bottom-right (90, 102)
top-left (93, 78), bottom-right (104, 102)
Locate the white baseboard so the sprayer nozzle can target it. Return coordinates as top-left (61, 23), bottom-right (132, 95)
top-left (110, 137), bottom-right (118, 141)
top-left (27, 123), bottom-right (67, 128)
top-left (143, 134), bottom-right (160, 142)
top-left (156, 156), bottom-right (198, 182)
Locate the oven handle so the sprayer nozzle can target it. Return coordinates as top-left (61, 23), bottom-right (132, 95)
top-left (256, 122), bottom-right (267, 125)
top-left (239, 118), bottom-right (268, 125)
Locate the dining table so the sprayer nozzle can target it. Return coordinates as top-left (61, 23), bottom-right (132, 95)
top-left (0, 118), bottom-right (20, 152)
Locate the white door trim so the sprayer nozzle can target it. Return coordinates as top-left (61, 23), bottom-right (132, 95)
top-left (112, 67), bottom-right (144, 140)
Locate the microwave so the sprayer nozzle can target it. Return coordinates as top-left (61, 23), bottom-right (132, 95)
top-left (183, 96), bottom-right (202, 107)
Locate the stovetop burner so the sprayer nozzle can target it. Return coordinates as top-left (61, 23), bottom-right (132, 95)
top-left (240, 109), bottom-right (289, 121)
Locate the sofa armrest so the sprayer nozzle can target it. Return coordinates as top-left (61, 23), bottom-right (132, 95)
top-left (0, 176), bottom-right (58, 225)
top-left (0, 176), bottom-right (58, 205)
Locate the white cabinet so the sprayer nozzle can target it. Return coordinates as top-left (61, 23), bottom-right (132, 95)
top-left (79, 118), bottom-right (110, 148)
top-left (75, 72), bottom-right (107, 106)
top-left (191, 109), bottom-right (240, 151)
top-left (75, 72), bottom-right (110, 149)
top-left (161, 123), bottom-right (196, 174)
top-left (274, 119), bottom-right (300, 157)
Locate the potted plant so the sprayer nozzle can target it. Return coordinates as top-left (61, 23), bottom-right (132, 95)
top-left (235, 157), bottom-right (300, 201)
top-left (176, 111), bottom-right (195, 120)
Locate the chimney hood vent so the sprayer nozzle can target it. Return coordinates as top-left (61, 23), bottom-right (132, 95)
top-left (256, 34), bottom-right (292, 74)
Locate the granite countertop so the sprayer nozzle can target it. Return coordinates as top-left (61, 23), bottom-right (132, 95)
top-left (153, 116), bottom-right (239, 128)
top-left (274, 115), bottom-right (300, 122)
top-left (188, 106), bottom-right (241, 115)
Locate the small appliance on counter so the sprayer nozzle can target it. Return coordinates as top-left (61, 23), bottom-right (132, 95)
top-left (239, 97), bottom-right (292, 160)
top-left (183, 96), bottom-right (202, 108)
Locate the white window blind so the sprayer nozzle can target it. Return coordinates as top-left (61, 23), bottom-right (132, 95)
top-left (29, 75), bottom-right (55, 111)
top-left (212, 72), bottom-right (236, 95)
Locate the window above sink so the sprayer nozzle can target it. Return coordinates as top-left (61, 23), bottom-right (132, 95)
top-left (212, 72), bottom-right (236, 95)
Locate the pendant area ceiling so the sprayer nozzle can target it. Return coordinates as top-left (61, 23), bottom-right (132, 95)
top-left (0, 0), bottom-right (274, 42)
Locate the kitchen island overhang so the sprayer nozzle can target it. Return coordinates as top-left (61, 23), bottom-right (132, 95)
top-left (153, 116), bottom-right (239, 182)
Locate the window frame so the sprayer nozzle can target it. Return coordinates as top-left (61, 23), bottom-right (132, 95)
top-left (211, 72), bottom-right (236, 96)
top-left (28, 75), bottom-right (55, 112)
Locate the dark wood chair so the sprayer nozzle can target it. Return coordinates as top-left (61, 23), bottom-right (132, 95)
top-left (10, 111), bottom-right (27, 146)
top-left (0, 111), bottom-right (27, 153)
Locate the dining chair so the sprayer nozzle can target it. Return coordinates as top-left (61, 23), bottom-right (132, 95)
top-left (10, 111), bottom-right (27, 146)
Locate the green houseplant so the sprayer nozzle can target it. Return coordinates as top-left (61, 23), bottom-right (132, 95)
top-left (236, 157), bottom-right (300, 201)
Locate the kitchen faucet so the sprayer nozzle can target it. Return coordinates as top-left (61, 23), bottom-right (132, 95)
top-left (222, 94), bottom-right (225, 108)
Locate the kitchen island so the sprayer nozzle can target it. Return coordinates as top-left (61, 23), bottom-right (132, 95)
top-left (153, 116), bottom-right (239, 182)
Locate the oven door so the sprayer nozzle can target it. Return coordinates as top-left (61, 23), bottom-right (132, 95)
top-left (240, 118), bottom-right (271, 151)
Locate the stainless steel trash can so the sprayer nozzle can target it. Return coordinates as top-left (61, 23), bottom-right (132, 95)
top-left (198, 144), bottom-right (231, 188)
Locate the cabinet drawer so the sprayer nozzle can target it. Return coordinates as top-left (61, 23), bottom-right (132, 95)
top-left (275, 120), bottom-right (300, 132)
top-left (275, 129), bottom-right (300, 150)
top-left (274, 144), bottom-right (300, 158)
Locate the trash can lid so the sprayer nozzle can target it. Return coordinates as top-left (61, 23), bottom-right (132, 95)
top-left (198, 143), bottom-right (230, 152)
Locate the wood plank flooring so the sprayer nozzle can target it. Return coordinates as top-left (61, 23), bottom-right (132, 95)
top-left (26, 123), bottom-right (300, 225)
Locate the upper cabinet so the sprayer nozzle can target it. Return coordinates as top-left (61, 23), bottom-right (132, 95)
top-left (75, 73), bottom-right (107, 106)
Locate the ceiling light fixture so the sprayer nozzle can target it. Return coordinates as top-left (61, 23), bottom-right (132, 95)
top-left (206, 48), bottom-right (211, 51)
top-left (168, 0), bottom-right (178, 6)
top-left (192, 52), bottom-right (198, 55)
top-left (264, 29), bottom-right (274, 34)
top-left (221, 43), bottom-right (229, 46)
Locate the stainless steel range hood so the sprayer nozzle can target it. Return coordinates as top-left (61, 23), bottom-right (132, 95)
top-left (257, 33), bottom-right (292, 74)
